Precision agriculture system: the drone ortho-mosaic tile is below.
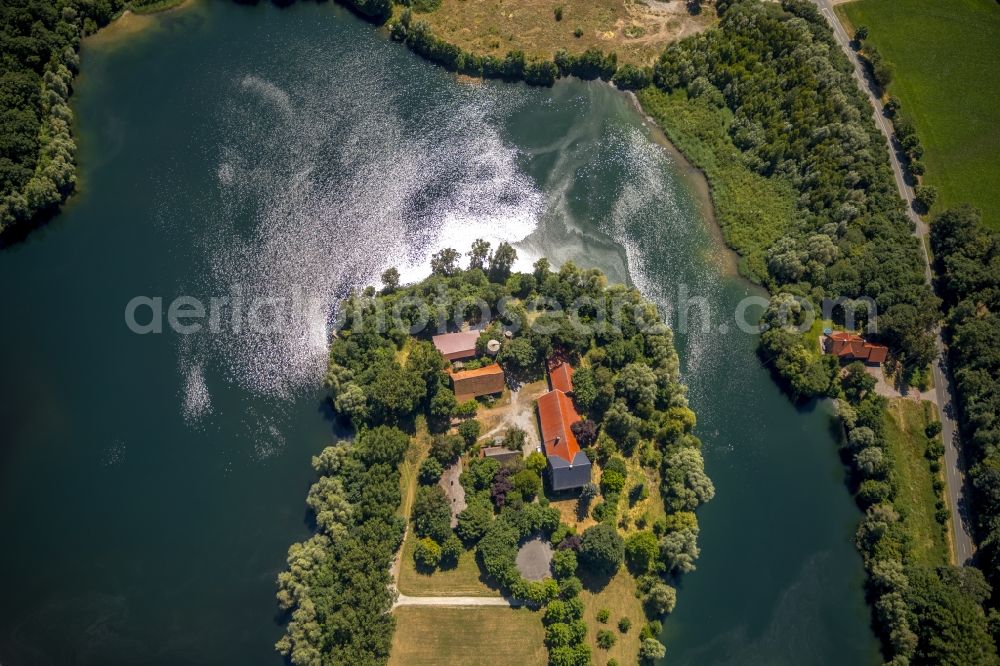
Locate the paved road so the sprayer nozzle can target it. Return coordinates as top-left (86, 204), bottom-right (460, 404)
top-left (813, 0), bottom-right (975, 564)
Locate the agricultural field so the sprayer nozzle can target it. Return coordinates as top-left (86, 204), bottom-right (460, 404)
top-left (389, 607), bottom-right (547, 665)
top-left (838, 0), bottom-right (1000, 228)
top-left (396, 0), bottom-right (716, 66)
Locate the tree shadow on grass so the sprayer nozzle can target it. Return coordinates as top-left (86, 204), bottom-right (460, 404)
top-left (579, 564), bottom-right (615, 594)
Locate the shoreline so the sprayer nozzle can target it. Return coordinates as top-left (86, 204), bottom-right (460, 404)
top-left (623, 87), bottom-right (743, 283)
top-left (83, 0), bottom-right (197, 47)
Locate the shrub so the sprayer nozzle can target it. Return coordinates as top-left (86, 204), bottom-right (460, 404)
top-left (414, 537), bottom-right (442, 569)
top-left (456, 499), bottom-right (494, 543)
top-left (552, 548), bottom-right (578, 579)
top-left (559, 576), bottom-right (582, 599)
top-left (527, 451), bottom-right (548, 474)
top-left (551, 523), bottom-right (573, 546)
top-left (625, 530), bottom-right (659, 573)
top-left (458, 419), bottom-right (481, 446)
top-left (430, 433), bottom-right (464, 465)
top-left (643, 581), bottom-right (677, 616)
top-left (639, 621), bottom-right (661, 641)
top-left (597, 608), bottom-right (610, 623)
top-left (618, 617), bottom-right (632, 633)
top-left (604, 456), bottom-right (628, 476)
top-left (573, 27), bottom-right (583, 38)
top-left (601, 469), bottom-right (627, 495)
top-left (455, 399), bottom-right (479, 419)
top-left (591, 500), bottom-right (615, 523)
top-left (639, 637), bottom-right (666, 661)
top-left (513, 469), bottom-right (542, 499)
top-left (596, 629), bottom-right (616, 649)
top-left (915, 185), bottom-right (938, 211)
top-left (579, 523), bottom-right (624, 575)
top-left (441, 534), bottom-right (464, 567)
top-left (571, 419), bottom-right (598, 446)
top-left (554, 6), bottom-right (563, 20)
top-left (413, 485), bottom-right (452, 542)
top-left (503, 426), bottom-right (527, 450)
top-left (419, 457), bottom-right (444, 485)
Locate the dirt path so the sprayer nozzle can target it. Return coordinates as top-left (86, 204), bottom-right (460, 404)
top-left (479, 381), bottom-right (547, 454)
top-left (394, 594), bottom-right (520, 608)
top-left (440, 460), bottom-right (466, 528)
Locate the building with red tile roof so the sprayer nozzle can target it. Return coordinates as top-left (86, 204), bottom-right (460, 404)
top-left (537, 359), bottom-right (591, 491)
top-left (432, 331), bottom-right (479, 361)
top-left (450, 363), bottom-right (505, 402)
top-left (547, 357), bottom-right (574, 394)
top-left (825, 331), bottom-right (890, 366)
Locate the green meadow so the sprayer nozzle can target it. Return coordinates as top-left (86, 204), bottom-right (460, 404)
top-left (839, 0), bottom-right (1000, 228)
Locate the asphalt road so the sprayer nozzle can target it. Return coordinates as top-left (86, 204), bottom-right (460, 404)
top-left (812, 0), bottom-right (976, 565)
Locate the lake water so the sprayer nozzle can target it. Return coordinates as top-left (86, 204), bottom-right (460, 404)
top-left (0, 2), bottom-right (880, 664)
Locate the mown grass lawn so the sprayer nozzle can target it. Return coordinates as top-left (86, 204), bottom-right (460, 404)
top-left (389, 607), bottom-right (547, 665)
top-left (397, 529), bottom-right (501, 596)
top-left (579, 569), bottom-right (646, 664)
top-left (883, 398), bottom-right (949, 567)
top-left (397, 416), bottom-right (432, 520)
top-left (838, 0), bottom-right (1000, 228)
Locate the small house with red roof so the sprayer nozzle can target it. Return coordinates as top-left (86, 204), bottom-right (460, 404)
top-left (824, 331), bottom-right (889, 366)
top-left (536, 358), bottom-right (591, 491)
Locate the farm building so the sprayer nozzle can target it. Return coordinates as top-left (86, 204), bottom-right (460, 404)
top-left (537, 389), bottom-right (591, 491)
top-left (547, 357), bottom-right (574, 394)
top-left (479, 446), bottom-right (522, 464)
top-left (450, 363), bottom-right (505, 402)
top-left (432, 331), bottom-right (479, 361)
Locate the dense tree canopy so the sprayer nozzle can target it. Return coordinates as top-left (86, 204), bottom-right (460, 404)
top-left (0, 0), bottom-right (127, 234)
top-left (652, 0), bottom-right (937, 395)
top-left (275, 427), bottom-right (409, 664)
top-left (931, 206), bottom-right (1000, 615)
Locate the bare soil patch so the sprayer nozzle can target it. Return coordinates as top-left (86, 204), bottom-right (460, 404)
top-left (405, 0), bottom-right (716, 66)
